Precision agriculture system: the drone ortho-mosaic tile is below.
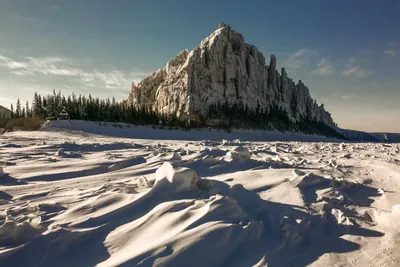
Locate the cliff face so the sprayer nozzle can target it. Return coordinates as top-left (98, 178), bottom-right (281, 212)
top-left (128, 25), bottom-right (336, 128)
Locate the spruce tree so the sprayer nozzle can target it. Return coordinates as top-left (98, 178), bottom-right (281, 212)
top-left (16, 99), bottom-right (21, 118)
top-left (32, 92), bottom-right (42, 118)
top-left (10, 104), bottom-right (14, 118)
top-left (42, 97), bottom-right (48, 118)
top-left (26, 101), bottom-right (30, 118)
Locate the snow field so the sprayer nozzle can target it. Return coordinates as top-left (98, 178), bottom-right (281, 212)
top-left (0, 124), bottom-right (399, 266)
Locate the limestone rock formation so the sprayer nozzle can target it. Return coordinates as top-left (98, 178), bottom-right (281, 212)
top-left (128, 24), bottom-right (336, 129)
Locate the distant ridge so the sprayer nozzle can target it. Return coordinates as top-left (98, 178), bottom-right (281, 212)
top-left (371, 133), bottom-right (400, 143)
top-left (337, 128), bottom-right (380, 142)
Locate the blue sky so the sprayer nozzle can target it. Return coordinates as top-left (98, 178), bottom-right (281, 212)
top-left (0, 0), bottom-right (399, 132)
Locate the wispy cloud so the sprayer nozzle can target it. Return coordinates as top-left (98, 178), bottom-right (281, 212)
top-left (341, 56), bottom-right (374, 78)
top-left (348, 56), bottom-right (357, 64)
top-left (0, 96), bottom-right (16, 104)
top-left (342, 66), bottom-right (374, 78)
top-left (0, 54), bottom-right (148, 89)
top-left (384, 49), bottom-right (397, 57)
top-left (0, 55), bottom-right (29, 70)
top-left (341, 94), bottom-right (353, 100)
top-left (284, 49), bottom-right (317, 69)
top-left (0, 55), bottom-right (80, 76)
top-left (80, 70), bottom-right (142, 89)
top-left (311, 58), bottom-right (333, 76)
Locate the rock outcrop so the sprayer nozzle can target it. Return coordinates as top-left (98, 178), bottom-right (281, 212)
top-left (128, 24), bottom-right (336, 128)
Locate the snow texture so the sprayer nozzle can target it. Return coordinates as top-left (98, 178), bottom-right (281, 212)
top-left (0, 122), bottom-right (399, 266)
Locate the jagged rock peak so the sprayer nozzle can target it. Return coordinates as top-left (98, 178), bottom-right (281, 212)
top-left (166, 49), bottom-right (189, 73)
top-left (127, 24), bottom-right (337, 129)
top-left (281, 67), bottom-right (287, 76)
top-left (270, 55), bottom-right (277, 70)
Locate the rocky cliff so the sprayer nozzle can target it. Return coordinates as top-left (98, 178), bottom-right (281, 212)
top-left (128, 24), bottom-right (337, 129)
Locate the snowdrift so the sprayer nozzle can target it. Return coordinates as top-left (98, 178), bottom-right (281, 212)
top-left (0, 129), bottom-right (398, 266)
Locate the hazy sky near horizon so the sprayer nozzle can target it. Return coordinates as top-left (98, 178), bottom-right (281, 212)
top-left (0, 0), bottom-right (399, 132)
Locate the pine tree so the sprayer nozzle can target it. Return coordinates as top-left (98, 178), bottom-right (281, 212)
top-left (32, 92), bottom-right (42, 118)
top-left (26, 101), bottom-right (30, 118)
top-left (61, 96), bottom-right (67, 111)
top-left (46, 92), bottom-right (54, 117)
top-left (56, 90), bottom-right (62, 115)
top-left (16, 99), bottom-right (21, 118)
top-left (10, 104), bottom-right (14, 118)
top-left (42, 97), bottom-right (48, 118)
top-left (96, 99), bottom-right (101, 121)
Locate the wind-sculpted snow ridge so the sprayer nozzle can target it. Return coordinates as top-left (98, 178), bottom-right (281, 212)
top-left (128, 24), bottom-right (337, 131)
top-left (1, 130), bottom-right (399, 266)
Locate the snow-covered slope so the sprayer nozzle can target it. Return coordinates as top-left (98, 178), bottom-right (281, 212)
top-left (337, 128), bottom-right (380, 142)
top-left (0, 127), bottom-right (399, 266)
top-left (371, 133), bottom-right (400, 143)
top-left (41, 120), bottom-right (342, 142)
top-left (128, 24), bottom-right (336, 128)
top-left (0, 105), bottom-right (11, 118)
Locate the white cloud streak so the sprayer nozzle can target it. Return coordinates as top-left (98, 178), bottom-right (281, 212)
top-left (0, 54), bottom-right (148, 89)
top-left (341, 56), bottom-right (374, 78)
top-left (341, 94), bottom-right (353, 100)
top-left (284, 49), bottom-right (317, 69)
top-left (0, 55), bottom-right (29, 70)
top-left (342, 66), bottom-right (374, 78)
top-left (384, 49), bottom-right (397, 57)
top-left (311, 58), bottom-right (333, 76)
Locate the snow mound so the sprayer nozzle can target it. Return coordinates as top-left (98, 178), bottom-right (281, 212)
top-left (292, 172), bottom-right (327, 189)
top-left (99, 194), bottom-right (263, 267)
top-left (0, 215), bottom-right (44, 246)
top-left (264, 155), bottom-right (293, 168)
top-left (224, 146), bottom-right (251, 161)
top-left (155, 162), bottom-right (199, 192)
top-left (55, 148), bottom-right (66, 156)
top-left (232, 146), bottom-right (251, 159)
